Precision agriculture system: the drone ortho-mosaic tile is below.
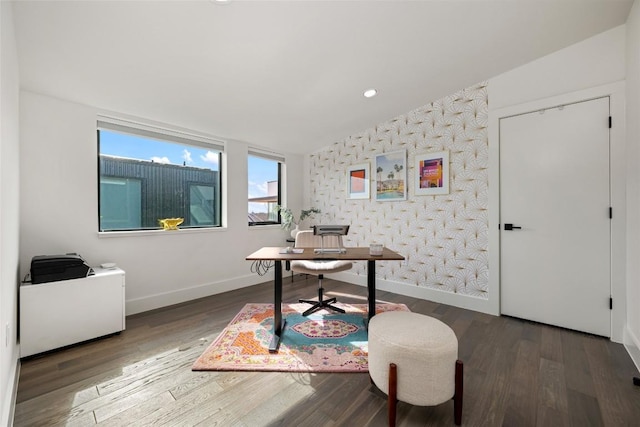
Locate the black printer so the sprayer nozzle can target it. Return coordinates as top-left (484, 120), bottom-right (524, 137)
top-left (30, 253), bottom-right (93, 284)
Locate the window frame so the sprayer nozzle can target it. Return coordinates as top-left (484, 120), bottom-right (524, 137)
top-left (248, 150), bottom-right (284, 227)
top-left (97, 116), bottom-right (224, 233)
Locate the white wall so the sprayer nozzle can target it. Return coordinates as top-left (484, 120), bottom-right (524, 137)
top-left (1, 2), bottom-right (21, 425)
top-left (307, 25), bottom-right (630, 331)
top-left (489, 25), bottom-right (626, 110)
top-left (489, 26), bottom-right (627, 341)
top-left (19, 91), bottom-right (303, 316)
top-left (625, 0), bottom-right (640, 369)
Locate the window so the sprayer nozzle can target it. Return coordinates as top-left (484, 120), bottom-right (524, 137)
top-left (97, 117), bottom-right (223, 232)
top-left (189, 184), bottom-right (215, 226)
top-left (99, 177), bottom-right (142, 230)
top-left (248, 152), bottom-right (283, 226)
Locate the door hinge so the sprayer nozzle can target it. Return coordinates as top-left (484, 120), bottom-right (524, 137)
top-left (610, 297), bottom-right (613, 310)
top-left (609, 116), bottom-right (612, 128)
top-left (610, 207), bottom-right (613, 219)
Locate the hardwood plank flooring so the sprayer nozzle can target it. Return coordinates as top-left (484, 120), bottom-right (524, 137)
top-left (14, 276), bottom-right (640, 426)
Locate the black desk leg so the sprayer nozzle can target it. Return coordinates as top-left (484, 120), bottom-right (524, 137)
top-left (367, 260), bottom-right (376, 323)
top-left (269, 260), bottom-right (286, 353)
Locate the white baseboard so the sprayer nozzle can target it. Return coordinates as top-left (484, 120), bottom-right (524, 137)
top-left (624, 326), bottom-right (640, 373)
top-left (125, 272), bottom-right (273, 315)
top-left (329, 271), bottom-right (498, 316)
top-left (1, 359), bottom-right (19, 427)
top-left (126, 265), bottom-right (500, 317)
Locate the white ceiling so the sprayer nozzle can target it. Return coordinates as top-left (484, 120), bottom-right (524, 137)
top-left (11, 0), bottom-right (633, 155)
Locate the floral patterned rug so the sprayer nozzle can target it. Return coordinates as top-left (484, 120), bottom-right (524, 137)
top-left (192, 302), bottom-right (410, 372)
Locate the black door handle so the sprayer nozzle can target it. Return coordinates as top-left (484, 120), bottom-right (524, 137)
top-left (504, 223), bottom-right (522, 230)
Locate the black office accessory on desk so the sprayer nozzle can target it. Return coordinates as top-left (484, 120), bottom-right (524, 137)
top-left (313, 225), bottom-right (350, 236)
top-left (30, 253), bottom-right (93, 284)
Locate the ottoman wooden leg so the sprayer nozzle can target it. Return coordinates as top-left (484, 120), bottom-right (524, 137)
top-left (454, 359), bottom-right (463, 425)
top-left (389, 363), bottom-right (398, 427)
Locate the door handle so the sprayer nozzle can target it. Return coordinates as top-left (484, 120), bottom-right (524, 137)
top-left (504, 223), bottom-right (522, 231)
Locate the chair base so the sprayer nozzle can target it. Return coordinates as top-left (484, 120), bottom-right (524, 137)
top-left (299, 286), bottom-right (345, 317)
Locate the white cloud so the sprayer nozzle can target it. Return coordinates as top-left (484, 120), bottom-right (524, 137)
top-left (200, 151), bottom-right (219, 166)
top-left (257, 181), bottom-right (268, 195)
top-left (248, 181), bottom-right (268, 197)
top-left (151, 156), bottom-right (171, 164)
top-left (384, 152), bottom-right (404, 161)
top-left (182, 149), bottom-right (193, 164)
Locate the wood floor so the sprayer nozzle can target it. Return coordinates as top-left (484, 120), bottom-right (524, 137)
top-left (14, 276), bottom-right (640, 426)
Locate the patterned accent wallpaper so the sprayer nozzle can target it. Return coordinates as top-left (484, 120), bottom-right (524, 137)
top-left (308, 82), bottom-right (488, 299)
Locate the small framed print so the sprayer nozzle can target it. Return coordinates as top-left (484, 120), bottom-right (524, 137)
top-left (347, 163), bottom-right (370, 199)
top-left (415, 150), bottom-right (450, 196)
top-left (375, 150), bottom-right (407, 201)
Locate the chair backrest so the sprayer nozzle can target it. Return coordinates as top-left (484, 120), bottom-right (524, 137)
top-left (294, 230), bottom-right (343, 249)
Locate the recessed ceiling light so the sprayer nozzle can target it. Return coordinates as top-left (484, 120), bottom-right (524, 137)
top-left (364, 89), bottom-right (378, 98)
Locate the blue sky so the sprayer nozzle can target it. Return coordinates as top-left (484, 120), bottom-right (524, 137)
top-left (100, 130), bottom-right (278, 213)
top-left (376, 151), bottom-right (406, 180)
top-left (248, 155), bottom-right (278, 213)
top-left (99, 130), bottom-right (220, 171)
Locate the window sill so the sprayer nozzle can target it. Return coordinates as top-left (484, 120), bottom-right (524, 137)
top-left (97, 227), bottom-right (226, 238)
top-left (248, 224), bottom-right (283, 230)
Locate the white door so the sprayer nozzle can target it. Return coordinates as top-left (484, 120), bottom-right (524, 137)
top-left (500, 97), bottom-right (611, 337)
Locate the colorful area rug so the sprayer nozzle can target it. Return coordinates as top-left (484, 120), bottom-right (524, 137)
top-left (192, 302), bottom-right (410, 372)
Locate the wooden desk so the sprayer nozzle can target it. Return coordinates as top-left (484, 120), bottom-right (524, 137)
top-left (246, 247), bottom-right (404, 352)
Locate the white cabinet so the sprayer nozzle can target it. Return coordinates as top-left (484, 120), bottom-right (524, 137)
top-left (20, 267), bottom-right (125, 357)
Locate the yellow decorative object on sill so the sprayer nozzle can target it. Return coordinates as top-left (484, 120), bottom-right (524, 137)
top-left (159, 218), bottom-right (184, 230)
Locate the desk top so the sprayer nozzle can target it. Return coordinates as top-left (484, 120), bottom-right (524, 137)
top-left (246, 246), bottom-right (405, 261)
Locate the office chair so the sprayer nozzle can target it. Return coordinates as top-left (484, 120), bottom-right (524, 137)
top-left (291, 230), bottom-right (352, 316)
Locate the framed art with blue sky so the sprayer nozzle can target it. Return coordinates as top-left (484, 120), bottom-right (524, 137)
top-left (415, 150), bottom-right (450, 196)
top-left (347, 163), bottom-right (370, 199)
top-left (375, 150), bottom-right (406, 201)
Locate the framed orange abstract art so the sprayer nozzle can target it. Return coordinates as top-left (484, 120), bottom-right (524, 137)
top-left (415, 151), bottom-right (450, 196)
top-left (346, 163), bottom-right (370, 199)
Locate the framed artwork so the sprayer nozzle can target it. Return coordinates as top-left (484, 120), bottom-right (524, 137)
top-left (375, 150), bottom-right (407, 201)
top-left (415, 150), bottom-right (450, 196)
top-left (346, 163), bottom-right (370, 199)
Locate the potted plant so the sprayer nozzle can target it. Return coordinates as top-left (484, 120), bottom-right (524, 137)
top-left (276, 205), bottom-right (321, 237)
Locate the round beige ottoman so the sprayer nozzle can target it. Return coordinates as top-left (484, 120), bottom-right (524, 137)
top-left (368, 311), bottom-right (463, 426)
